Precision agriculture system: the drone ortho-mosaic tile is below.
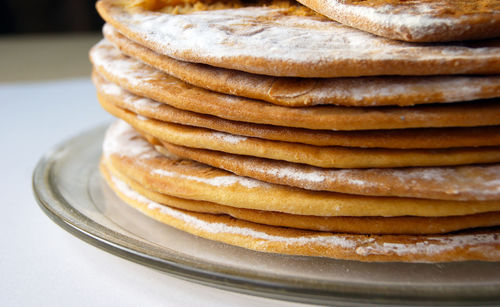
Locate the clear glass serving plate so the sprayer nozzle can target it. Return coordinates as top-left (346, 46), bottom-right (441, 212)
top-left (33, 125), bottom-right (500, 306)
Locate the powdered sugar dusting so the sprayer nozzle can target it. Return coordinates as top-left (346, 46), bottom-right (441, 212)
top-left (485, 179), bottom-right (500, 190)
top-left (134, 97), bottom-right (162, 108)
top-left (210, 131), bottom-right (248, 144)
top-left (331, 166), bottom-right (500, 200)
top-left (243, 158), bottom-right (500, 200)
top-left (394, 168), bottom-right (447, 182)
top-left (151, 168), bottom-right (263, 189)
top-left (109, 5), bottom-right (499, 74)
top-left (103, 120), bottom-right (264, 188)
top-left (312, 76), bottom-right (496, 106)
top-left (97, 74), bottom-right (163, 112)
top-left (252, 164), bottom-right (326, 183)
top-left (91, 40), bottom-right (162, 88)
top-left (110, 174), bottom-right (358, 248)
top-left (356, 233), bottom-right (500, 258)
top-left (104, 23), bottom-right (500, 107)
top-left (91, 38), bottom-right (500, 115)
top-left (323, 1), bottom-right (462, 41)
top-left (103, 120), bottom-right (162, 159)
top-left (333, 170), bottom-right (379, 188)
top-left (98, 79), bottom-right (124, 96)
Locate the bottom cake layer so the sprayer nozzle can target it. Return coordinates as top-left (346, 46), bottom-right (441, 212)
top-left (100, 159), bottom-right (500, 263)
top-left (105, 157), bottom-right (500, 235)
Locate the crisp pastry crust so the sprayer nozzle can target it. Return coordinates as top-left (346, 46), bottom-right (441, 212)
top-left (94, 72), bottom-right (500, 149)
top-left (296, 0), bottom-right (500, 42)
top-left (103, 24), bottom-right (500, 107)
top-left (89, 41), bottom-right (500, 131)
top-left (100, 99), bottom-right (500, 168)
top-left (96, 0), bottom-right (500, 77)
top-left (102, 121), bottom-right (500, 217)
top-left (158, 141), bottom-right (500, 201)
top-left (104, 159), bottom-right (500, 235)
top-left (101, 157), bottom-right (500, 262)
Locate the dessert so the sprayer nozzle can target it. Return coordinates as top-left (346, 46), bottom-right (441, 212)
top-left (103, 24), bottom-right (500, 107)
top-left (92, 0), bottom-right (500, 262)
top-left (295, 0), bottom-right (500, 42)
top-left (96, 0), bottom-right (500, 77)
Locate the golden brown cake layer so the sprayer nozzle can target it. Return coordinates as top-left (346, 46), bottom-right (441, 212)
top-left (94, 72), bottom-right (500, 149)
top-left (101, 154), bottom-right (500, 262)
top-left (102, 121), bottom-right (500, 217)
top-left (96, 0), bottom-right (500, 77)
top-left (90, 41), bottom-right (500, 131)
top-left (103, 24), bottom-right (500, 107)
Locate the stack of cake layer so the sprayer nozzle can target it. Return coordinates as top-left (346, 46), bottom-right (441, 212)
top-left (91, 0), bottom-right (500, 262)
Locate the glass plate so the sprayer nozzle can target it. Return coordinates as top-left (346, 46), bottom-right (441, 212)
top-left (33, 125), bottom-right (500, 306)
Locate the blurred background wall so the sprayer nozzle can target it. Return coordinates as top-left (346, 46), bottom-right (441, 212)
top-left (0, 0), bottom-right (103, 34)
top-left (0, 1), bottom-right (105, 82)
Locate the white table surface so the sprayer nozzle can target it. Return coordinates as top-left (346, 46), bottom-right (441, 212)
top-left (0, 34), bottom-right (311, 306)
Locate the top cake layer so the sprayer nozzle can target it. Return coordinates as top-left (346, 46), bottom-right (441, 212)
top-left (296, 0), bottom-right (500, 42)
top-left (97, 0), bottom-right (500, 77)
